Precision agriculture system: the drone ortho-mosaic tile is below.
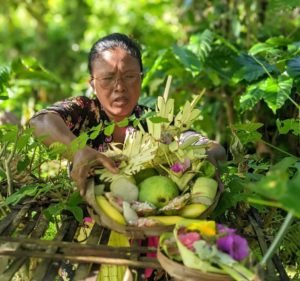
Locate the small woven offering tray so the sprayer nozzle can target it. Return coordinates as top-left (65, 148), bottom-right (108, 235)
top-left (85, 85), bottom-right (223, 239)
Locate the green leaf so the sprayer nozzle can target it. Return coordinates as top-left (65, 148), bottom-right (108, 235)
top-left (172, 45), bottom-right (201, 74)
top-left (4, 184), bottom-right (38, 206)
top-left (66, 206), bottom-right (83, 222)
top-left (89, 123), bottom-right (103, 140)
top-left (149, 116), bottom-right (169, 123)
top-left (17, 156), bottom-right (30, 172)
top-left (279, 163), bottom-right (300, 216)
top-left (43, 203), bottom-right (65, 221)
top-left (276, 118), bottom-right (300, 135)
top-left (287, 57), bottom-right (300, 79)
top-left (233, 54), bottom-right (277, 83)
top-left (240, 84), bottom-right (264, 112)
top-left (188, 29), bottom-right (214, 62)
top-left (262, 75), bottom-right (292, 113)
top-left (104, 123), bottom-right (115, 136)
top-left (117, 118), bottom-right (129, 127)
top-left (232, 122), bottom-right (263, 145)
top-left (248, 43), bottom-right (275, 56)
top-left (67, 191), bottom-right (83, 206)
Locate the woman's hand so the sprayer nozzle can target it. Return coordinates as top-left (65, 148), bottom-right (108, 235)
top-left (70, 146), bottom-right (119, 196)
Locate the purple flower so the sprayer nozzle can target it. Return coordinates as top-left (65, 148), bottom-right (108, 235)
top-left (217, 233), bottom-right (249, 261)
top-left (217, 224), bottom-right (236, 235)
top-left (171, 158), bottom-right (191, 173)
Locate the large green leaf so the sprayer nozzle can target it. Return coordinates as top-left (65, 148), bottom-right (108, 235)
top-left (287, 57), bottom-right (300, 79)
top-left (0, 65), bottom-right (10, 94)
top-left (248, 43), bottom-right (276, 56)
top-left (262, 75), bottom-right (292, 113)
top-left (233, 54), bottom-right (277, 83)
top-left (240, 84), bottom-right (264, 111)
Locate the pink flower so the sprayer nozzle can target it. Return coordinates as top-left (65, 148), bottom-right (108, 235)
top-left (171, 158), bottom-right (191, 173)
top-left (179, 232), bottom-right (201, 250)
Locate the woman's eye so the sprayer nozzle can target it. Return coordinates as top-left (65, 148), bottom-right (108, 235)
top-left (102, 76), bottom-right (114, 81)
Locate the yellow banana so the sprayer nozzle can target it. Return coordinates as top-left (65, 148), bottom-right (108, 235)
top-left (95, 195), bottom-right (126, 225)
top-left (147, 215), bottom-right (185, 225)
top-left (179, 203), bottom-right (208, 218)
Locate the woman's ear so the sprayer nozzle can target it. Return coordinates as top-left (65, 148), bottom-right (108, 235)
top-left (89, 78), bottom-right (94, 89)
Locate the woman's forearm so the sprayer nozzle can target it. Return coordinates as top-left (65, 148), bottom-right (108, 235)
top-left (29, 113), bottom-right (76, 149)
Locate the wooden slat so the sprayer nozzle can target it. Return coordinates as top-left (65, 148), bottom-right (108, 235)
top-left (1, 212), bottom-right (49, 281)
top-left (30, 219), bottom-right (73, 281)
top-left (73, 224), bottom-right (105, 281)
top-left (43, 218), bottom-right (78, 281)
top-left (0, 209), bottom-right (19, 234)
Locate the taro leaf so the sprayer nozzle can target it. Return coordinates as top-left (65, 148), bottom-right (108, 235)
top-left (232, 122), bottom-right (263, 145)
top-left (276, 118), bottom-right (300, 135)
top-left (172, 45), bottom-right (202, 74)
top-left (240, 84), bottom-right (264, 112)
top-left (287, 57), bottom-right (300, 79)
top-left (233, 54), bottom-right (277, 83)
top-left (104, 123), bottom-right (115, 136)
top-left (66, 206), bottom-right (83, 222)
top-left (262, 75), bottom-right (292, 113)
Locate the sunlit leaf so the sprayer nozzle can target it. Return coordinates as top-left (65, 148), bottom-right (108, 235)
top-left (276, 119), bottom-right (300, 135)
top-left (173, 45), bottom-right (201, 73)
top-left (248, 43), bottom-right (275, 56)
top-left (240, 84), bottom-right (264, 111)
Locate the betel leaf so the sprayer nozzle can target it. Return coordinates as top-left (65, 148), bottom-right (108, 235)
top-left (89, 123), bottom-right (103, 140)
top-left (233, 54), bottom-right (277, 83)
top-left (276, 118), bottom-right (300, 135)
top-left (287, 57), bottom-right (300, 79)
top-left (262, 75), bottom-right (293, 113)
top-left (43, 203), bottom-right (65, 221)
top-left (117, 118), bottom-right (129, 127)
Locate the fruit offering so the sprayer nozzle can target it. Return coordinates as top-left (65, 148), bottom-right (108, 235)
top-left (94, 91), bottom-right (221, 228)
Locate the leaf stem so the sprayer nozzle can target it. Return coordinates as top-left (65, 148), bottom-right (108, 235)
top-left (251, 55), bottom-right (273, 79)
top-left (260, 140), bottom-right (296, 158)
top-left (260, 211), bottom-right (294, 266)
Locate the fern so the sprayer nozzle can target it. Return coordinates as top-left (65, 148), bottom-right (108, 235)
top-left (188, 29), bottom-right (214, 62)
top-left (281, 221), bottom-right (300, 261)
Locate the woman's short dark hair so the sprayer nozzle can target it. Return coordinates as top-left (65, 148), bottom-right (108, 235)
top-left (88, 33), bottom-right (143, 75)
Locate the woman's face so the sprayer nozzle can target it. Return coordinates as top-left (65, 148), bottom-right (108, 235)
top-left (91, 47), bottom-right (142, 122)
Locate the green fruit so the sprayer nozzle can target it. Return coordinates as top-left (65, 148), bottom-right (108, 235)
top-left (138, 175), bottom-right (179, 208)
top-left (191, 177), bottom-right (218, 205)
top-left (134, 168), bottom-right (158, 185)
top-left (110, 175), bottom-right (139, 202)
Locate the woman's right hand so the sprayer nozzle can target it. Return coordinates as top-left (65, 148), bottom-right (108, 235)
top-left (70, 146), bottom-right (119, 197)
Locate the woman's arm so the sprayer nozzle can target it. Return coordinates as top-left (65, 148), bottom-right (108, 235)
top-left (30, 113), bottom-right (118, 196)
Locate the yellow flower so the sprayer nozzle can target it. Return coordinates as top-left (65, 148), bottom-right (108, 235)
top-left (186, 220), bottom-right (216, 237)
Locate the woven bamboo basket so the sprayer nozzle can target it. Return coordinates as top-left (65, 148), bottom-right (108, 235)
top-left (85, 178), bottom-right (222, 239)
top-left (157, 247), bottom-right (234, 281)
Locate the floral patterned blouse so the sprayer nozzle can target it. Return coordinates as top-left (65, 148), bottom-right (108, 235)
top-left (34, 96), bottom-right (149, 151)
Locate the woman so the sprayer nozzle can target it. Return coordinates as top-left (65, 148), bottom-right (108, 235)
top-left (30, 33), bottom-right (226, 197)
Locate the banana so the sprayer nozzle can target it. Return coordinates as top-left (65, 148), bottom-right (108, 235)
top-left (95, 195), bottom-right (126, 225)
top-left (147, 215), bottom-right (185, 225)
top-left (179, 203), bottom-right (208, 218)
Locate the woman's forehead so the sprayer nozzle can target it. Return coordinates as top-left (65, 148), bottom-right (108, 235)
top-left (93, 48), bottom-right (139, 72)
